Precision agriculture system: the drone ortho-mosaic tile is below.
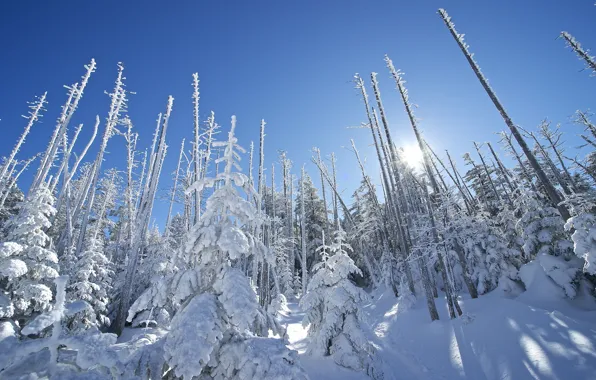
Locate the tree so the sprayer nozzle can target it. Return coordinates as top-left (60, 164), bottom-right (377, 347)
top-left (1, 185), bottom-right (58, 322)
top-left (128, 117), bottom-right (306, 379)
top-left (295, 172), bottom-right (328, 273)
top-left (301, 228), bottom-right (379, 376)
top-left (439, 8), bottom-right (571, 221)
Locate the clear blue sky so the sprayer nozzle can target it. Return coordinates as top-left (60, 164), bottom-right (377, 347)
top-left (1, 1), bottom-right (595, 226)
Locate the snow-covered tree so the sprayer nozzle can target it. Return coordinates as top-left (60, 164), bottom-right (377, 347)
top-left (128, 116), bottom-right (306, 379)
top-left (1, 185), bottom-right (58, 322)
top-left (301, 228), bottom-right (379, 376)
top-left (67, 233), bottom-right (113, 330)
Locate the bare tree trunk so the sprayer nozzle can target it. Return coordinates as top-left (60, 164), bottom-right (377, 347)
top-left (74, 67), bottom-right (126, 259)
top-left (192, 74), bottom-right (201, 224)
top-left (0, 92), bottom-right (47, 190)
top-left (500, 132), bottom-right (537, 192)
top-left (50, 123), bottom-right (83, 193)
top-left (314, 148), bottom-right (329, 224)
top-left (165, 139), bottom-right (185, 233)
top-left (114, 96), bottom-right (173, 335)
top-left (31, 60), bottom-right (96, 194)
top-left (384, 59), bottom-right (440, 194)
top-left (528, 130), bottom-right (572, 196)
top-left (421, 182), bottom-right (461, 318)
top-left (330, 152), bottom-right (339, 229)
top-left (473, 142), bottom-right (503, 202)
top-left (354, 74), bottom-right (414, 294)
top-left (0, 156), bottom-right (37, 208)
top-left (299, 166), bottom-right (308, 295)
top-left (439, 9), bottom-right (570, 221)
top-left (540, 122), bottom-right (576, 191)
top-left (486, 142), bottom-right (515, 193)
top-left (561, 32), bottom-right (596, 74)
top-left (425, 142), bottom-right (474, 213)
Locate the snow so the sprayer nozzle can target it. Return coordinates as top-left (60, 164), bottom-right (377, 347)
top-left (278, 284), bottom-right (596, 380)
top-left (280, 302), bottom-right (370, 380)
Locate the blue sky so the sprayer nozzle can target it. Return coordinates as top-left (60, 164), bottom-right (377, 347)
top-left (1, 1), bottom-right (595, 227)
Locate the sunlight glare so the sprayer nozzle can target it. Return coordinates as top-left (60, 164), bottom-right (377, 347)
top-left (401, 144), bottom-right (424, 169)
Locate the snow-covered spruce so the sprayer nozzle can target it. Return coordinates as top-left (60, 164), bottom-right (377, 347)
top-left (128, 116), bottom-right (307, 379)
top-left (301, 228), bottom-right (379, 377)
top-left (1, 184), bottom-right (58, 321)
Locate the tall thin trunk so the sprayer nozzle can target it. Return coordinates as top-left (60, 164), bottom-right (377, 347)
top-left (384, 58), bottom-right (440, 194)
top-left (473, 142), bottom-right (502, 202)
top-left (425, 142), bottom-right (473, 213)
top-left (50, 123), bottom-right (83, 193)
top-left (486, 142), bottom-right (515, 193)
top-left (445, 149), bottom-right (476, 207)
top-left (0, 156), bottom-right (37, 208)
top-left (53, 116), bottom-right (99, 222)
top-left (248, 141), bottom-right (254, 202)
top-left (330, 152), bottom-right (339, 229)
top-left (561, 32), bottom-right (596, 74)
top-left (354, 74), bottom-right (413, 294)
top-left (165, 139), bottom-right (185, 233)
top-left (114, 96), bottom-right (173, 335)
top-left (540, 122), bottom-right (576, 191)
top-left (314, 148), bottom-right (329, 223)
top-left (192, 73), bottom-right (201, 224)
top-left (500, 132), bottom-right (537, 192)
top-left (439, 9), bottom-right (570, 221)
top-left (421, 182), bottom-right (461, 318)
top-left (533, 135), bottom-right (572, 196)
top-left (74, 64), bottom-right (126, 258)
top-left (31, 60), bottom-right (96, 193)
top-left (0, 92), bottom-right (47, 189)
top-left (299, 166), bottom-right (308, 294)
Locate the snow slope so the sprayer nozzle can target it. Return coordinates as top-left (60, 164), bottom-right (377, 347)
top-left (285, 285), bottom-right (596, 380)
top-left (366, 288), bottom-right (596, 380)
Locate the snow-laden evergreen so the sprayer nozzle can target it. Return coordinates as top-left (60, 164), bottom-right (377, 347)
top-left (301, 228), bottom-right (379, 376)
top-left (1, 185), bottom-right (58, 321)
top-left (126, 117), bottom-right (306, 379)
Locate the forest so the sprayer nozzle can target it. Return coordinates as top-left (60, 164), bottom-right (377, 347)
top-left (1, 7), bottom-right (596, 380)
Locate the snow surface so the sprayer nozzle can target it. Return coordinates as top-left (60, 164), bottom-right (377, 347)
top-left (2, 277), bottom-right (596, 379)
top-left (281, 286), bottom-right (596, 380)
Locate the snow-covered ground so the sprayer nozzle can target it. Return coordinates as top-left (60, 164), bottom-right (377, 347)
top-left (284, 286), bottom-right (596, 380)
top-left (279, 301), bottom-right (370, 380)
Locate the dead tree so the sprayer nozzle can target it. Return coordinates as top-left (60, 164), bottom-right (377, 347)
top-left (439, 9), bottom-right (570, 221)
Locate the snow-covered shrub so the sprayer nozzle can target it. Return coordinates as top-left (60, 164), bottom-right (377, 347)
top-left (163, 293), bottom-right (225, 379)
top-left (443, 209), bottom-right (520, 295)
top-left (268, 293), bottom-right (288, 316)
top-left (119, 332), bottom-right (167, 379)
top-left (301, 229), bottom-right (376, 374)
top-left (1, 276), bottom-right (119, 379)
top-left (565, 213), bottom-right (596, 275)
top-left (516, 190), bottom-right (572, 259)
top-left (213, 335), bottom-right (309, 380)
top-left (519, 253), bottom-right (581, 299)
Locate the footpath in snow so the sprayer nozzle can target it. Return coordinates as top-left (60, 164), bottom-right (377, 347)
top-left (279, 301), bottom-right (370, 380)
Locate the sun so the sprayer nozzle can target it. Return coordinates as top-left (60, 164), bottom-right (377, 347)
top-left (401, 144), bottom-right (425, 169)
